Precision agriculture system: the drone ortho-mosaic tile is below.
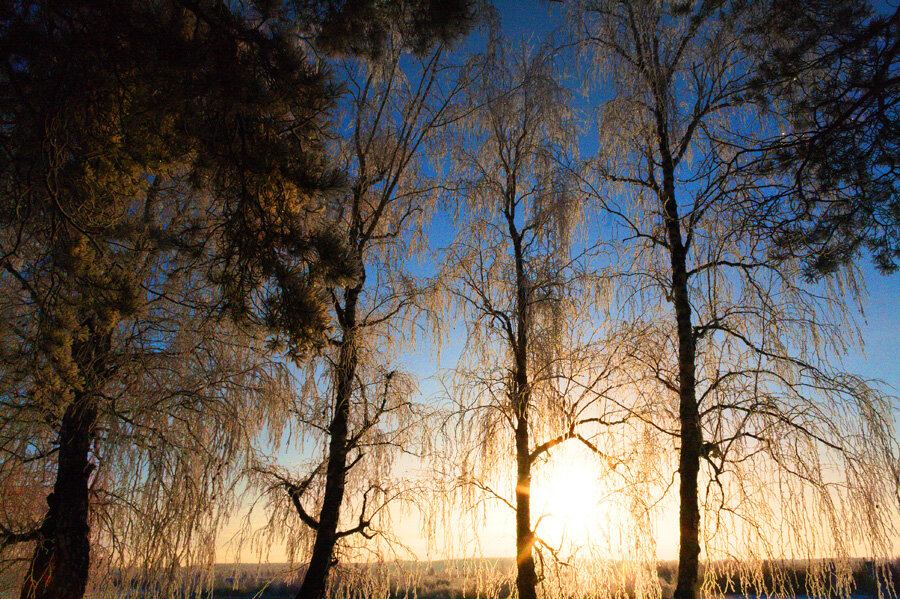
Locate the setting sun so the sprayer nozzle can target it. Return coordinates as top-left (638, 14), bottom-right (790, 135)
top-left (532, 444), bottom-right (609, 554)
top-left (2, 1), bottom-right (898, 598)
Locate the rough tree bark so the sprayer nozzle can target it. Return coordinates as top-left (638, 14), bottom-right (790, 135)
top-left (20, 329), bottom-right (109, 599)
top-left (294, 282), bottom-right (361, 599)
top-left (20, 394), bottom-right (97, 599)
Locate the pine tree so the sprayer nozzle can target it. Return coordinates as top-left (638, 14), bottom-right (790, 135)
top-left (0, 1), bottom-right (343, 596)
top-left (744, 0), bottom-right (900, 276)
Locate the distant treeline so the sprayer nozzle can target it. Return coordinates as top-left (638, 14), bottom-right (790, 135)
top-left (195, 559), bottom-right (900, 599)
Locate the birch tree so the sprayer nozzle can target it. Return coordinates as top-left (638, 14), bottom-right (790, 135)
top-left (439, 45), bottom-right (627, 599)
top-left (246, 27), bottom-right (474, 599)
top-left (573, 3), bottom-right (899, 599)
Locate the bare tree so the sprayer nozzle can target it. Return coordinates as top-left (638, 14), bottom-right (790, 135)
top-left (437, 44), bottom-right (629, 599)
top-left (245, 31), bottom-right (475, 599)
top-left (572, 2), bottom-right (899, 599)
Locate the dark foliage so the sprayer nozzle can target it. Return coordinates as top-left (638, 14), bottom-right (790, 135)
top-left (295, 0), bottom-right (475, 59)
top-left (744, 0), bottom-right (900, 277)
top-left (0, 0), bottom-right (353, 355)
top-left (0, 1), bottom-right (350, 596)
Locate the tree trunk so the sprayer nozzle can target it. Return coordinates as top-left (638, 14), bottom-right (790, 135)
top-left (515, 414), bottom-right (538, 599)
top-left (672, 247), bottom-right (702, 599)
top-left (509, 203), bottom-right (538, 599)
top-left (21, 326), bottom-right (109, 599)
top-left (656, 116), bottom-right (703, 599)
top-left (20, 393), bottom-right (97, 599)
top-left (296, 287), bottom-right (360, 599)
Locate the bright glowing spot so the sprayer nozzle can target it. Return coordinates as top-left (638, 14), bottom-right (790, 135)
top-left (532, 443), bottom-right (608, 555)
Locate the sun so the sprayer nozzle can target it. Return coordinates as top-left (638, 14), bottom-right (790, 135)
top-left (531, 443), bottom-right (609, 554)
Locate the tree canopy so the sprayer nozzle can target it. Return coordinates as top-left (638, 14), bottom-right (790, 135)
top-left (0, 2), bottom-right (896, 599)
top-left (744, 0), bottom-right (900, 276)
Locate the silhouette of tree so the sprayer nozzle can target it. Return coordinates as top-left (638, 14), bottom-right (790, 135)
top-left (243, 10), bottom-right (475, 599)
top-left (0, 177), bottom-right (295, 598)
top-left (438, 44), bottom-right (626, 599)
top-left (0, 1), bottom-right (344, 596)
top-left (573, 3), bottom-right (899, 599)
top-left (743, 0), bottom-right (900, 276)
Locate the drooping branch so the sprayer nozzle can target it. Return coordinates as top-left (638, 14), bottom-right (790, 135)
top-left (258, 466), bottom-right (323, 531)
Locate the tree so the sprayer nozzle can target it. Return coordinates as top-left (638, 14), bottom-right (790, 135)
top-left (295, 0), bottom-right (474, 59)
top-left (0, 178), bottom-right (294, 598)
top-left (743, 0), bottom-right (900, 276)
top-left (439, 45), bottom-right (624, 599)
top-left (0, 1), bottom-right (342, 596)
top-left (573, 3), bottom-right (899, 599)
top-left (243, 14), bottom-right (474, 599)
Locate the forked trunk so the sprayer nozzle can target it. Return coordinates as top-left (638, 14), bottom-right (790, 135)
top-left (20, 393), bottom-right (97, 599)
top-left (296, 287), bottom-right (360, 599)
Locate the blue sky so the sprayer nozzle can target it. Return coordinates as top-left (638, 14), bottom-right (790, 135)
top-left (845, 264), bottom-right (900, 393)
top-left (225, 0), bottom-right (900, 564)
top-left (493, 0), bottom-right (900, 393)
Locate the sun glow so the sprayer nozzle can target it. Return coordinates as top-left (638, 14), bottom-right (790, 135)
top-left (532, 444), bottom-right (611, 555)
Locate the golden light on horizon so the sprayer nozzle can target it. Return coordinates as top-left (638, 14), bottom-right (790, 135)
top-left (532, 444), bottom-right (609, 556)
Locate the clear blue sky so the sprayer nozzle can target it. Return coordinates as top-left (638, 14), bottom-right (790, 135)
top-left (489, 0), bottom-right (900, 395)
top-left (845, 265), bottom-right (900, 394)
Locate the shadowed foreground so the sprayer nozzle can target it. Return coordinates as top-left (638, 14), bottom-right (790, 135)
top-left (51, 558), bottom-right (894, 599)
